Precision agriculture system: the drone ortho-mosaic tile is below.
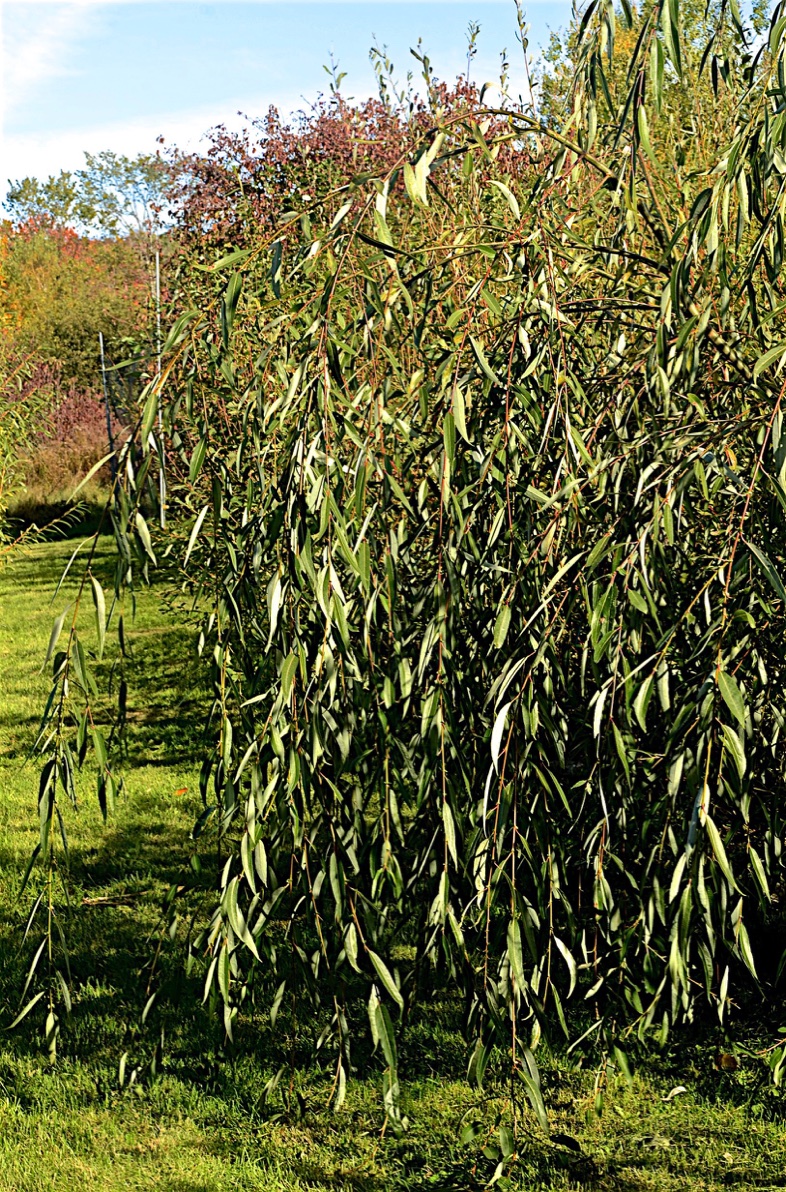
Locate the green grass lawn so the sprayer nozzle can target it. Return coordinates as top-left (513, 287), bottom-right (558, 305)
top-left (1, 540), bottom-right (785, 1191)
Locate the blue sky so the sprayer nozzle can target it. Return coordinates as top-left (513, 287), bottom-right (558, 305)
top-left (1, 1), bottom-right (572, 190)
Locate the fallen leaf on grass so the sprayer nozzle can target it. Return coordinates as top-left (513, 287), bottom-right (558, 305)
top-left (81, 891), bottom-right (149, 906)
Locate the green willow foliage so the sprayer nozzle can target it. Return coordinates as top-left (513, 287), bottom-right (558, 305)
top-left (23, 0), bottom-right (786, 1117)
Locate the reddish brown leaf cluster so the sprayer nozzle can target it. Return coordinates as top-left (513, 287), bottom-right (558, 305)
top-left (168, 83), bottom-right (527, 249)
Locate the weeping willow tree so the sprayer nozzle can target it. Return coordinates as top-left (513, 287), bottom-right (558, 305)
top-left (21, 0), bottom-right (786, 1123)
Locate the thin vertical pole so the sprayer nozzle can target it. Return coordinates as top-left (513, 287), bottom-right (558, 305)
top-left (99, 332), bottom-right (116, 482)
top-left (155, 249), bottom-right (166, 528)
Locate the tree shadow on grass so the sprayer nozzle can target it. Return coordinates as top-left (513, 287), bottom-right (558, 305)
top-left (0, 772), bottom-right (213, 1074)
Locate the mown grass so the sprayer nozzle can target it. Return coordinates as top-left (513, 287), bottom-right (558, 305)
top-left (1, 540), bottom-right (785, 1191)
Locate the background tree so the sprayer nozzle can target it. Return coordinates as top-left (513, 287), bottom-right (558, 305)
top-left (1, 224), bottom-right (149, 392)
top-left (166, 57), bottom-right (523, 256)
top-left (5, 151), bottom-right (170, 242)
top-left (0, 176), bottom-right (158, 516)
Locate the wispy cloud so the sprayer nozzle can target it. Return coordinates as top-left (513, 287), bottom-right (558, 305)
top-left (2, 3), bottom-right (100, 119)
top-left (2, 92), bottom-right (303, 185)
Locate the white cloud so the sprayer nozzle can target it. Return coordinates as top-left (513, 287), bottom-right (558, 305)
top-left (2, 91), bottom-right (307, 184)
top-left (1, 2), bottom-right (100, 118)
top-left (0, 2), bottom-right (108, 189)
